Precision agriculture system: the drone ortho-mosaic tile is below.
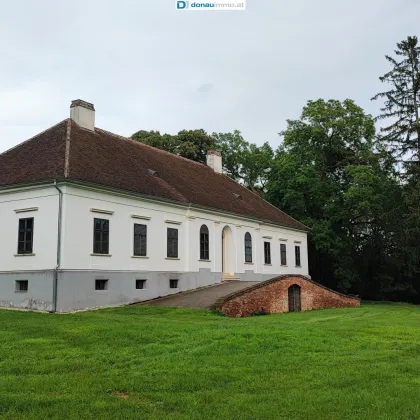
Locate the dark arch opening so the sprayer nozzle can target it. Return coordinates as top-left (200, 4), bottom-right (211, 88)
top-left (244, 232), bottom-right (252, 263)
top-left (288, 284), bottom-right (302, 312)
top-left (200, 225), bottom-right (209, 260)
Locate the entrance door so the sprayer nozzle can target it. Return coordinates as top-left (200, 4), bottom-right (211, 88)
top-left (222, 226), bottom-right (234, 275)
top-left (288, 285), bottom-right (302, 312)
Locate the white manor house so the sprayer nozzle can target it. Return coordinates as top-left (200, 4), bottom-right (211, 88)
top-left (0, 100), bottom-right (309, 312)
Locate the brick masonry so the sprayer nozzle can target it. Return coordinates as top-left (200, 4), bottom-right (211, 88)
top-left (214, 275), bottom-right (360, 317)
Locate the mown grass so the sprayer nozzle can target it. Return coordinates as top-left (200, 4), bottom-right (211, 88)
top-left (1, 303), bottom-right (420, 419)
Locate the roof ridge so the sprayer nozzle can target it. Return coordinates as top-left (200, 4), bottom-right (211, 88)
top-left (94, 127), bottom-right (208, 168)
top-left (0, 118), bottom-right (69, 157)
top-left (64, 119), bottom-right (72, 177)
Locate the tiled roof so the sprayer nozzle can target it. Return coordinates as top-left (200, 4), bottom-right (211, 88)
top-left (0, 119), bottom-right (307, 231)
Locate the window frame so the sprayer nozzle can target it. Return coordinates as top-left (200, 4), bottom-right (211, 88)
top-left (200, 225), bottom-right (210, 260)
top-left (244, 232), bottom-right (252, 263)
top-left (15, 280), bottom-right (28, 292)
top-left (136, 279), bottom-right (147, 290)
top-left (170, 279), bottom-right (179, 289)
top-left (295, 245), bottom-right (301, 267)
top-left (280, 243), bottom-right (287, 266)
top-left (95, 279), bottom-right (108, 291)
top-left (167, 228), bottom-right (179, 258)
top-left (17, 217), bottom-right (34, 255)
top-left (93, 218), bottom-right (110, 255)
top-left (264, 241), bottom-right (271, 265)
top-left (133, 223), bottom-right (147, 257)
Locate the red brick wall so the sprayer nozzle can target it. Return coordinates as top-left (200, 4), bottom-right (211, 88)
top-left (215, 275), bottom-right (360, 317)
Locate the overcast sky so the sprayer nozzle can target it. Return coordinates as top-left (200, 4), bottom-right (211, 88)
top-left (0, 0), bottom-right (418, 154)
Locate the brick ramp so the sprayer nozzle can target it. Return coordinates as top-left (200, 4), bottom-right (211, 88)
top-left (213, 275), bottom-right (361, 317)
top-left (138, 281), bottom-right (260, 309)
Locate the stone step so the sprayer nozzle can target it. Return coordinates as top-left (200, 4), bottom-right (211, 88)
top-left (222, 274), bottom-right (241, 282)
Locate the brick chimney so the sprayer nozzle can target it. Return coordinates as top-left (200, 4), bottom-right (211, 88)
top-left (70, 100), bottom-right (95, 131)
top-left (207, 150), bottom-right (222, 174)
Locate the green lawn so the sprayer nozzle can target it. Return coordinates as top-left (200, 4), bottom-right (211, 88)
top-left (1, 303), bottom-right (420, 420)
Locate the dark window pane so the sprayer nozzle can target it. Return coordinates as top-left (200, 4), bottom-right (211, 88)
top-left (295, 246), bottom-right (301, 266)
top-left (136, 279), bottom-right (146, 289)
top-left (17, 218), bottom-right (34, 255)
top-left (167, 228), bottom-right (178, 258)
top-left (245, 232), bottom-right (252, 263)
top-left (264, 242), bottom-right (271, 265)
top-left (200, 225), bottom-right (209, 260)
top-left (280, 244), bottom-right (287, 266)
top-left (134, 224), bottom-right (147, 256)
top-left (93, 218), bottom-right (110, 254)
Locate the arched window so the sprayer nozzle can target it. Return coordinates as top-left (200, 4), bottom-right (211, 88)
top-left (200, 225), bottom-right (210, 260)
top-left (244, 232), bottom-right (252, 263)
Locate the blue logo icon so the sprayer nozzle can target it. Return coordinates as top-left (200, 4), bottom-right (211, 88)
top-left (177, 1), bottom-right (188, 9)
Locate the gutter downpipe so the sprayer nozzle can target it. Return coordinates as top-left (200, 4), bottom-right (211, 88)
top-left (52, 180), bottom-right (63, 313)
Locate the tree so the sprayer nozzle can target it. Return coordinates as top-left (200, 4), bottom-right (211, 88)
top-left (372, 36), bottom-right (420, 165)
top-left (266, 99), bottom-right (397, 295)
top-left (212, 130), bottom-right (273, 192)
top-left (131, 129), bottom-right (215, 164)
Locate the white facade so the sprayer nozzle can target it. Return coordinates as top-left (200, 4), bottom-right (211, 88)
top-left (0, 182), bottom-right (309, 312)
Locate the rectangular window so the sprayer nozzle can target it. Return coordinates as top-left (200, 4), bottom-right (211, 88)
top-left (280, 243), bottom-right (287, 266)
top-left (167, 228), bottom-right (178, 258)
top-left (295, 246), bottom-right (301, 267)
top-left (133, 224), bottom-right (147, 256)
top-left (136, 279), bottom-right (146, 290)
top-left (170, 279), bottom-right (179, 289)
top-left (93, 218), bottom-right (109, 254)
top-left (95, 279), bottom-right (108, 291)
top-left (17, 218), bottom-right (34, 255)
top-left (15, 280), bottom-right (28, 292)
top-left (245, 233), bottom-right (252, 263)
top-left (264, 242), bottom-right (271, 265)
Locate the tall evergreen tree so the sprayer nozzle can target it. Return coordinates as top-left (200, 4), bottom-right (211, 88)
top-left (372, 36), bottom-right (420, 166)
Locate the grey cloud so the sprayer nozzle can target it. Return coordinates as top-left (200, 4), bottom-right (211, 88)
top-left (0, 0), bottom-right (419, 153)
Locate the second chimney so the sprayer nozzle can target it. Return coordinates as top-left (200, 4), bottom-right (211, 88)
top-left (207, 150), bottom-right (222, 174)
top-left (70, 99), bottom-right (95, 131)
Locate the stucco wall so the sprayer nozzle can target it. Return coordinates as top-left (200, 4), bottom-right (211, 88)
top-left (0, 183), bottom-right (310, 312)
top-left (0, 271), bottom-right (54, 311)
top-left (216, 275), bottom-right (360, 317)
top-left (0, 186), bottom-right (59, 271)
top-left (61, 185), bottom-right (309, 277)
top-left (56, 268), bottom-right (221, 312)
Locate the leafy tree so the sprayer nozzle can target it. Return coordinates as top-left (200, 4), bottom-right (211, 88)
top-left (266, 99), bottom-right (397, 294)
top-left (212, 130), bottom-right (273, 191)
top-left (372, 36), bottom-right (420, 165)
top-left (131, 129), bottom-right (215, 164)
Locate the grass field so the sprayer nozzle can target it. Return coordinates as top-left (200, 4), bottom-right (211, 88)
top-left (1, 303), bottom-right (420, 419)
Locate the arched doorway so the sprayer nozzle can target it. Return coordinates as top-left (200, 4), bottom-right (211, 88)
top-left (288, 285), bottom-right (302, 312)
top-left (222, 226), bottom-right (234, 275)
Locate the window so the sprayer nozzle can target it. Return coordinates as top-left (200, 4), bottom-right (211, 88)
top-left (133, 224), bottom-right (147, 256)
top-left (136, 279), bottom-right (146, 290)
top-left (170, 279), bottom-right (178, 289)
top-left (167, 228), bottom-right (178, 258)
top-left (200, 225), bottom-right (210, 260)
top-left (295, 246), bottom-right (301, 267)
top-left (17, 218), bottom-right (34, 254)
top-left (93, 218), bottom-right (109, 254)
top-left (15, 280), bottom-right (28, 292)
top-left (280, 243), bottom-right (287, 266)
top-left (95, 279), bottom-right (108, 290)
top-left (264, 242), bottom-right (271, 265)
top-left (244, 232), bottom-right (252, 263)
